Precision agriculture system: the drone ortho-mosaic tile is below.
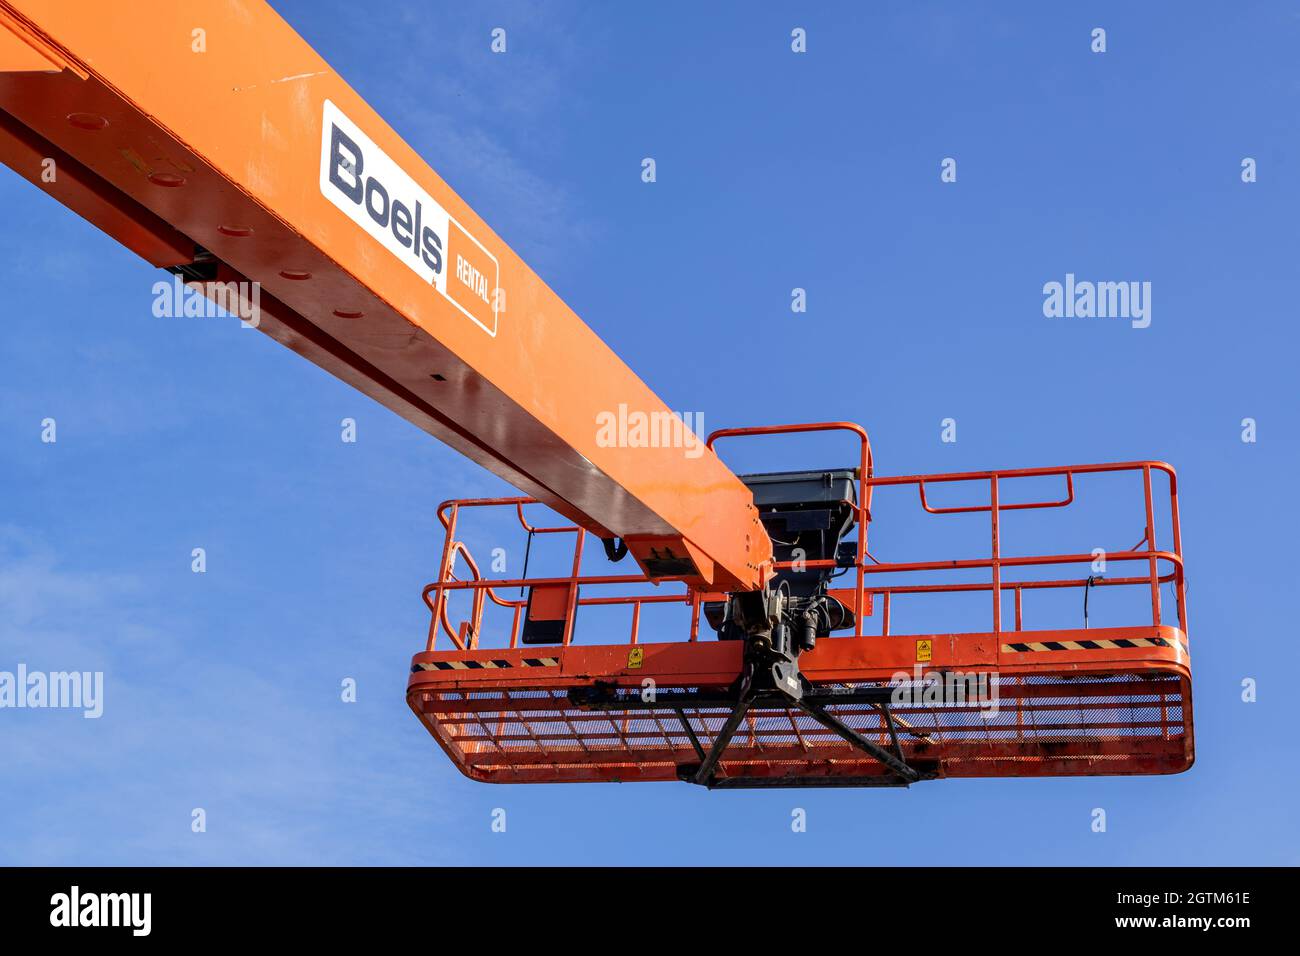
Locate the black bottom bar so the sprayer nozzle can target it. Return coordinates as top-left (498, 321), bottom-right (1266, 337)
top-left (0, 866), bottom-right (1275, 941)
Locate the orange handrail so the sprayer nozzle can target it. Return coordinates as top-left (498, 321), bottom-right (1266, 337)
top-left (421, 425), bottom-right (1187, 650)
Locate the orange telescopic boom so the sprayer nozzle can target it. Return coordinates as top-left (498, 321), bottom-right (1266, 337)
top-left (0, 1), bottom-right (1192, 788)
top-left (0, 0), bottom-right (769, 594)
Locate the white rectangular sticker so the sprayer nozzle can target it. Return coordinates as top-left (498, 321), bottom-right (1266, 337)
top-left (319, 99), bottom-right (500, 336)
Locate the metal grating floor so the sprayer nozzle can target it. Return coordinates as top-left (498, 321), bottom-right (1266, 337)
top-left (411, 672), bottom-right (1191, 784)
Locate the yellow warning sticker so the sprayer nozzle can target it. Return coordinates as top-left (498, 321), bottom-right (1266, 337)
top-left (627, 647), bottom-right (644, 669)
top-left (916, 640), bottom-right (932, 662)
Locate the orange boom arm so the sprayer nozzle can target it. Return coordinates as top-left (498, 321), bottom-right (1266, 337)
top-left (0, 0), bottom-right (771, 592)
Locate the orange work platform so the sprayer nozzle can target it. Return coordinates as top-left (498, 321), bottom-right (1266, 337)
top-left (408, 423), bottom-right (1192, 788)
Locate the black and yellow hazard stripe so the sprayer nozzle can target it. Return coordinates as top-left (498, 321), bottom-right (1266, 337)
top-left (411, 657), bottom-right (560, 673)
top-left (1001, 637), bottom-right (1170, 653)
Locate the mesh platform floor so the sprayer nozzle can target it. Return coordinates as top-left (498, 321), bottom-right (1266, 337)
top-left (410, 672), bottom-right (1192, 784)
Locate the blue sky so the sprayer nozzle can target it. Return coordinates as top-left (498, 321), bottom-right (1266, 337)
top-left (1, 0), bottom-right (1297, 864)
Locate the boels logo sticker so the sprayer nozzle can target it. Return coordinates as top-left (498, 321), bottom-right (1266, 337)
top-left (319, 100), bottom-right (500, 336)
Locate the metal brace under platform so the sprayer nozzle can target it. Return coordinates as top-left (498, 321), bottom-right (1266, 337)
top-left (570, 668), bottom-right (935, 790)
